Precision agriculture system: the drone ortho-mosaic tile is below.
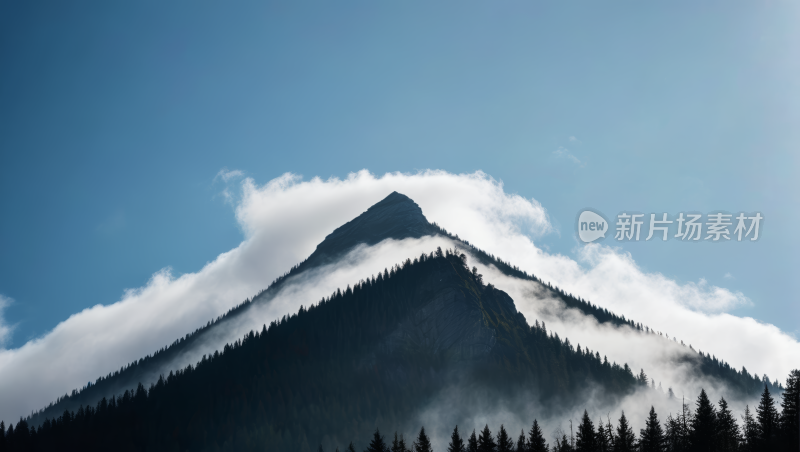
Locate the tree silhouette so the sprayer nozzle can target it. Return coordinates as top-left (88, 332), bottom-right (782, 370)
top-left (613, 412), bottom-right (635, 452)
top-left (575, 411), bottom-right (596, 452)
top-left (515, 430), bottom-right (527, 452)
top-left (448, 426), bottom-right (466, 452)
top-left (756, 384), bottom-right (778, 449)
top-left (496, 425), bottom-right (514, 452)
top-left (528, 420), bottom-right (548, 452)
top-left (468, 429), bottom-right (479, 452)
top-left (740, 406), bottom-right (760, 452)
top-left (690, 389), bottom-right (717, 451)
top-left (367, 429), bottom-right (389, 452)
top-left (638, 406), bottom-right (664, 452)
top-left (478, 425), bottom-right (497, 452)
top-left (413, 427), bottom-right (432, 452)
top-left (715, 397), bottom-right (739, 452)
top-left (780, 369), bottom-right (800, 452)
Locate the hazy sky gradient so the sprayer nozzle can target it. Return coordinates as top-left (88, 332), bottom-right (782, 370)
top-left (1, 1), bottom-right (798, 349)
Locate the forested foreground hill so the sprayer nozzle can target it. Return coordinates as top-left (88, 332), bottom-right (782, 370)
top-left (2, 251), bottom-right (649, 452)
top-left (338, 375), bottom-right (799, 452)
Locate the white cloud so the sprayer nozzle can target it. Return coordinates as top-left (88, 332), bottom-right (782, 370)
top-left (0, 295), bottom-right (14, 348)
top-left (553, 147), bottom-right (583, 166)
top-left (724, 272), bottom-right (734, 279)
top-left (215, 168), bottom-right (244, 182)
top-left (0, 169), bottom-right (796, 426)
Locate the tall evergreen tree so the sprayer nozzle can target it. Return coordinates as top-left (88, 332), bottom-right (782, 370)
top-left (468, 430), bottom-right (479, 452)
top-left (596, 421), bottom-right (611, 452)
top-left (367, 429), bottom-right (389, 452)
top-left (497, 425), bottom-right (514, 452)
top-left (690, 389), bottom-right (717, 452)
top-left (347, 442), bottom-right (357, 452)
top-left (393, 432), bottom-right (409, 452)
top-left (0, 420), bottom-right (4, 452)
top-left (740, 406), bottom-right (760, 452)
top-left (575, 410), bottom-right (596, 452)
top-left (779, 369), bottom-right (799, 452)
top-left (515, 430), bottom-right (527, 452)
top-left (613, 412), bottom-right (636, 452)
top-left (756, 384), bottom-right (779, 450)
top-left (478, 425), bottom-right (497, 452)
top-left (413, 427), bottom-right (433, 452)
top-left (528, 420), bottom-right (549, 452)
top-left (664, 415), bottom-right (682, 452)
top-left (449, 426), bottom-right (466, 452)
top-left (715, 397), bottom-right (740, 452)
top-left (639, 406), bottom-right (665, 452)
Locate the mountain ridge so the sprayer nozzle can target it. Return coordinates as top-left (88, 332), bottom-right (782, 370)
top-left (23, 192), bottom-right (779, 427)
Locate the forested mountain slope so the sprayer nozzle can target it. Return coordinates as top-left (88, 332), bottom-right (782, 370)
top-left (25, 192), bottom-right (777, 427)
top-left (12, 251), bottom-right (646, 452)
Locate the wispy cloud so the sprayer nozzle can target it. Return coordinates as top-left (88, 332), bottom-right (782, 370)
top-left (0, 295), bottom-right (15, 348)
top-left (214, 168), bottom-right (244, 183)
top-left (568, 136), bottom-right (580, 143)
top-left (553, 147), bottom-right (584, 166)
top-left (215, 168), bottom-right (246, 204)
top-left (724, 272), bottom-right (734, 280)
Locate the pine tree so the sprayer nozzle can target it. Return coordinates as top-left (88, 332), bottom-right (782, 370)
top-left (554, 434), bottom-right (573, 452)
top-left (528, 420), bottom-right (549, 452)
top-left (638, 406), bottom-right (664, 452)
top-left (497, 425), bottom-right (514, 452)
top-left (613, 412), bottom-right (636, 452)
top-left (715, 397), bottom-right (740, 452)
top-left (597, 421), bottom-right (611, 452)
top-left (414, 427), bottom-right (433, 452)
top-left (367, 429), bottom-right (389, 452)
top-left (468, 430), bottom-right (479, 452)
top-left (756, 384), bottom-right (779, 449)
top-left (779, 369), bottom-right (799, 452)
top-left (516, 430), bottom-right (528, 452)
top-left (478, 425), bottom-right (497, 452)
top-left (690, 389), bottom-right (717, 451)
top-left (575, 410), bottom-right (596, 452)
top-left (449, 426), bottom-right (466, 452)
top-left (664, 415), bottom-right (681, 452)
top-left (740, 406), bottom-right (760, 452)
top-left (394, 432), bottom-right (407, 452)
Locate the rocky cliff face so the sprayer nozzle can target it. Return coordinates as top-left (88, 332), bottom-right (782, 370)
top-left (301, 191), bottom-right (439, 269)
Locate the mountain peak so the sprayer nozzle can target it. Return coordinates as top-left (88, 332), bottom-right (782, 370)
top-left (304, 192), bottom-right (438, 267)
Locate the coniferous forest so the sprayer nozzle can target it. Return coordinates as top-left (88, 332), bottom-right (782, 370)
top-left (0, 250), bottom-right (796, 452)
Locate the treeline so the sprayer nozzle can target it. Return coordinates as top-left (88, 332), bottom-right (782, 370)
top-left (4, 251), bottom-right (644, 452)
top-left (435, 225), bottom-right (778, 398)
top-left (317, 371), bottom-right (799, 452)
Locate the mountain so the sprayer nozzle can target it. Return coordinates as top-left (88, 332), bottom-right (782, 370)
top-left (298, 191), bottom-right (439, 270)
top-left (22, 192), bottom-right (777, 433)
top-left (10, 251), bottom-right (644, 452)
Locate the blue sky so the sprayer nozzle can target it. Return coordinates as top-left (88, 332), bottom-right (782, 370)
top-left (1, 0), bottom-right (798, 349)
